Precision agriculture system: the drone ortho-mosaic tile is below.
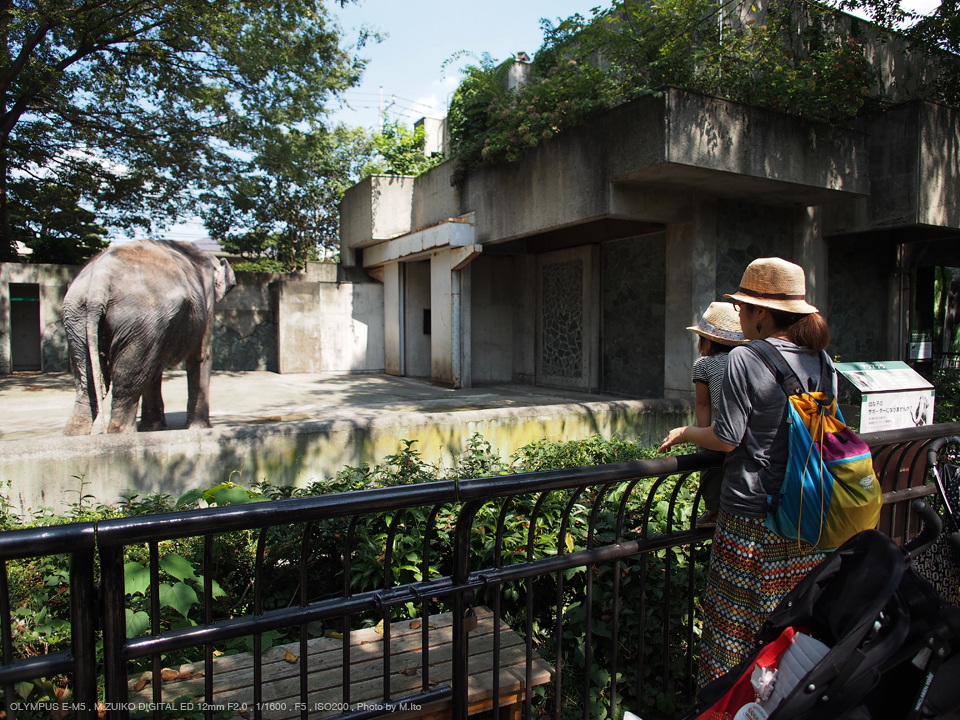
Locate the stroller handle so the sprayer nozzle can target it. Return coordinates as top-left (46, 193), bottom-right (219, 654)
top-left (926, 435), bottom-right (960, 467)
top-left (906, 499), bottom-right (943, 561)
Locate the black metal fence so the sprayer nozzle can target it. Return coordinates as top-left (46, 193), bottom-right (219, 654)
top-left (1, 422), bottom-right (957, 720)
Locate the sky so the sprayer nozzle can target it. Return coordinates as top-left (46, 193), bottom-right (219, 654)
top-left (327, 0), bottom-right (608, 131)
top-left (158, 0), bottom-right (941, 243)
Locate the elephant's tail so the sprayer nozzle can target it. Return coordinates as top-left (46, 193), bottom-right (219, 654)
top-left (85, 278), bottom-right (109, 417)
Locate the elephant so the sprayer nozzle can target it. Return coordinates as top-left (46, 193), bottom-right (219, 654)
top-left (62, 240), bottom-right (236, 435)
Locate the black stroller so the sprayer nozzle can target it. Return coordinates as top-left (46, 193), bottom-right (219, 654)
top-left (686, 500), bottom-right (960, 720)
top-left (913, 436), bottom-right (960, 606)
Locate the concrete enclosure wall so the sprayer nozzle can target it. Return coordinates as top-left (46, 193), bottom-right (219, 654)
top-left (0, 261), bottom-right (384, 377)
top-left (0, 398), bottom-right (694, 516)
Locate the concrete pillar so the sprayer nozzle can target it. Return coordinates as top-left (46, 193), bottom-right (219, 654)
top-left (664, 198), bottom-right (717, 399)
top-left (430, 249), bottom-right (454, 385)
top-left (795, 206), bottom-right (828, 313)
top-left (383, 262), bottom-right (403, 376)
top-left (456, 264), bottom-right (472, 389)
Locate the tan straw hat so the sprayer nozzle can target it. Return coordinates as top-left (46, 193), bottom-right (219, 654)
top-left (687, 302), bottom-right (746, 346)
top-left (724, 257), bottom-right (818, 314)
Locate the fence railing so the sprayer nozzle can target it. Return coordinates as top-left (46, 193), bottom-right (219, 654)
top-left (1, 422), bottom-right (958, 720)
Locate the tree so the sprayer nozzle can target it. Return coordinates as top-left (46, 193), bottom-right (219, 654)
top-left (10, 179), bottom-right (107, 264)
top-left (1, 0), bottom-right (370, 262)
top-left (366, 120), bottom-right (443, 177)
top-left (202, 125), bottom-right (377, 271)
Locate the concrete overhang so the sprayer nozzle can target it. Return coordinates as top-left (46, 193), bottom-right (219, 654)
top-left (611, 162), bottom-right (868, 207)
top-left (362, 216), bottom-right (479, 267)
top-left (608, 89), bottom-right (871, 206)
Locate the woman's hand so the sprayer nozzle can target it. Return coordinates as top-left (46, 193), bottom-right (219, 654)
top-left (658, 426), bottom-right (736, 454)
top-left (658, 426), bottom-right (688, 453)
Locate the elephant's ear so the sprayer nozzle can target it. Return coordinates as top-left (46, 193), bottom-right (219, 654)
top-left (215, 258), bottom-right (237, 302)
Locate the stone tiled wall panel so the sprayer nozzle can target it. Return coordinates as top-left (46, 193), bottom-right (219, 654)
top-left (716, 202), bottom-right (795, 297)
top-left (828, 236), bottom-right (893, 362)
top-left (602, 234), bottom-right (665, 397)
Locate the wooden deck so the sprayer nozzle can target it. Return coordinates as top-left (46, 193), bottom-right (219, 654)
top-left (128, 607), bottom-right (553, 719)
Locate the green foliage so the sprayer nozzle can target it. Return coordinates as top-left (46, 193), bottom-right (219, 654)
top-left (0, 434), bottom-right (703, 718)
top-left (10, 181), bottom-right (109, 264)
top-left (0, 0), bottom-right (374, 262)
top-left (933, 368), bottom-right (960, 423)
top-left (202, 125), bottom-right (377, 271)
top-left (447, 0), bottom-right (881, 183)
top-left (362, 120), bottom-right (444, 178)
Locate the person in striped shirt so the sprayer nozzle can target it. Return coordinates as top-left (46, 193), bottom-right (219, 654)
top-left (686, 302), bottom-right (745, 528)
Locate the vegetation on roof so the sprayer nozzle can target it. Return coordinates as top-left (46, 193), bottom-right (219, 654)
top-left (446, 0), bottom-right (956, 184)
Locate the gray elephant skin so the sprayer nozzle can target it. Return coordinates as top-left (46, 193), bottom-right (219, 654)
top-left (62, 240), bottom-right (237, 435)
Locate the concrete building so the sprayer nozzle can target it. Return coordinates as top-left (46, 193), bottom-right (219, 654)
top-left (340, 86), bottom-right (960, 401)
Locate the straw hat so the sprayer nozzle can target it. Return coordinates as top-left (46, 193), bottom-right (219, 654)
top-left (687, 302), bottom-right (746, 346)
top-left (724, 257), bottom-right (818, 314)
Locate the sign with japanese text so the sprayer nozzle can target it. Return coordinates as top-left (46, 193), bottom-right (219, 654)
top-left (835, 361), bottom-right (935, 433)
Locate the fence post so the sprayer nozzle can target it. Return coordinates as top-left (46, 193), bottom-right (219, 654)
top-left (71, 543), bottom-right (98, 719)
top-left (451, 500), bottom-right (483, 720)
top-left (100, 543), bottom-right (130, 719)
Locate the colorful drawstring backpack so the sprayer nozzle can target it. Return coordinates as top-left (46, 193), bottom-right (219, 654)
top-left (749, 340), bottom-right (883, 552)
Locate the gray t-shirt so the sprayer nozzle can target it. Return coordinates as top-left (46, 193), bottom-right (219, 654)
top-left (713, 338), bottom-right (838, 518)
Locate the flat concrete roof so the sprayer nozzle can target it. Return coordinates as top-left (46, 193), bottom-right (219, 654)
top-left (0, 370), bottom-right (643, 443)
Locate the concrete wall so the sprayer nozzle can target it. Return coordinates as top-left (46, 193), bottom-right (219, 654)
top-left (0, 263), bottom-right (79, 375)
top-left (469, 254), bottom-right (516, 385)
top-left (404, 261), bottom-right (431, 377)
top-left (0, 398), bottom-right (694, 517)
top-left (340, 176), bottom-right (415, 266)
top-left (1, 262), bottom-right (382, 377)
top-left (824, 103), bottom-right (960, 236)
top-left (215, 272), bottom-right (279, 371)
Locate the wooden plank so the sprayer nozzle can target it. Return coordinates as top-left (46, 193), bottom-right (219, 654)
top-left (129, 607), bottom-right (553, 720)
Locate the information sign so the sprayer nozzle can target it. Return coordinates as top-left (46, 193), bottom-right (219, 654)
top-left (835, 361), bottom-right (934, 433)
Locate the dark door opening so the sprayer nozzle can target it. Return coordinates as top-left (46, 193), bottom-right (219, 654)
top-left (10, 283), bottom-right (41, 371)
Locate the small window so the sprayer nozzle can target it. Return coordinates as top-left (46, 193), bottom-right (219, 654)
top-left (423, 308), bottom-right (431, 335)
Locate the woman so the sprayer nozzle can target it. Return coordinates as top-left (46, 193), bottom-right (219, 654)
top-left (658, 257), bottom-right (836, 688)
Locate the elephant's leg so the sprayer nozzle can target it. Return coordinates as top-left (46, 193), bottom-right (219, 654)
top-left (185, 326), bottom-right (213, 429)
top-left (138, 375), bottom-right (167, 431)
top-left (65, 377), bottom-right (96, 435)
top-left (106, 352), bottom-right (146, 434)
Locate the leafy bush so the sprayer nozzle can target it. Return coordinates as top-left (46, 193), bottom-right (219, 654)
top-left (0, 434), bottom-right (703, 719)
top-left (934, 368), bottom-right (960, 423)
top-left (447, 0), bottom-right (877, 184)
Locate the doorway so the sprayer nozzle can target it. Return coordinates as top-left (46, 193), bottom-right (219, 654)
top-left (10, 283), bottom-right (41, 371)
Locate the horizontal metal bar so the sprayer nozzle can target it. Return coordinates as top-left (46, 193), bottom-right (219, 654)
top-left (861, 421), bottom-right (960, 446)
top-left (122, 578), bottom-right (455, 659)
top-left (457, 453), bottom-right (719, 500)
top-left (0, 651), bottom-right (74, 684)
top-left (883, 485), bottom-right (937, 503)
top-left (0, 523), bottom-right (96, 560)
top-left (96, 482), bottom-right (459, 546)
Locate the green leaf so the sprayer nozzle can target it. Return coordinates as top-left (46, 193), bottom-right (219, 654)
top-left (125, 609), bottom-right (150, 638)
top-left (124, 562), bottom-right (150, 596)
top-left (159, 582), bottom-right (199, 618)
top-left (15, 681), bottom-right (34, 700)
top-left (175, 488), bottom-right (205, 508)
top-left (212, 485), bottom-right (255, 506)
top-left (159, 553), bottom-right (199, 583)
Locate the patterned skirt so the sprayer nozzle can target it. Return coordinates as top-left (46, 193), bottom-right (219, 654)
top-left (696, 510), bottom-right (825, 690)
